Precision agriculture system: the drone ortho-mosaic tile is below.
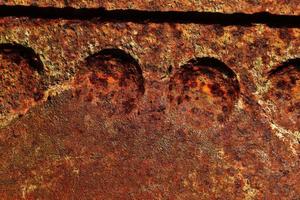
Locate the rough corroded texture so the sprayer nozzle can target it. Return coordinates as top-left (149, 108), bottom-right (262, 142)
top-left (0, 44), bottom-right (46, 128)
top-left (0, 17), bottom-right (299, 199)
top-left (0, 0), bottom-right (300, 15)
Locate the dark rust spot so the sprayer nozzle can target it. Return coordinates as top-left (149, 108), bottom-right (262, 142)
top-left (276, 80), bottom-right (287, 89)
top-left (278, 29), bottom-right (292, 42)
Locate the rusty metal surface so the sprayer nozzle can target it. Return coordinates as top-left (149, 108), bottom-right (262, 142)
top-left (0, 0), bottom-right (300, 15)
top-left (0, 17), bottom-right (300, 199)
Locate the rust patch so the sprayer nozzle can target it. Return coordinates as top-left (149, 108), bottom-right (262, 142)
top-left (0, 43), bottom-right (45, 127)
top-left (73, 49), bottom-right (144, 115)
top-left (168, 57), bottom-right (240, 129)
top-left (266, 58), bottom-right (300, 131)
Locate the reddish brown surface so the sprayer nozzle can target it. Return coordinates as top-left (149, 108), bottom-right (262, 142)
top-left (0, 17), bottom-right (299, 199)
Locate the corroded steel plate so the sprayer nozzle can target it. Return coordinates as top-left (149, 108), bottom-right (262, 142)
top-left (0, 9), bottom-right (299, 200)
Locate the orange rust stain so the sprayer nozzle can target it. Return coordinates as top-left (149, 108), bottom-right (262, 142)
top-left (202, 83), bottom-right (212, 96)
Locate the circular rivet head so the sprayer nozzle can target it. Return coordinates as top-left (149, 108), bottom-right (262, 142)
top-left (74, 49), bottom-right (144, 115)
top-left (266, 59), bottom-right (300, 131)
top-left (0, 44), bottom-right (44, 127)
top-left (168, 57), bottom-right (240, 129)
